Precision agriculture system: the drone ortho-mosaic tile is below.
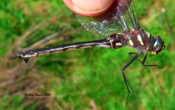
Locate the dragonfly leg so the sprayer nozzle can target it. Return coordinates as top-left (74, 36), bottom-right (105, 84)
top-left (122, 52), bottom-right (142, 103)
top-left (129, 52), bottom-right (142, 63)
top-left (140, 51), bottom-right (159, 67)
top-left (129, 52), bottom-right (159, 67)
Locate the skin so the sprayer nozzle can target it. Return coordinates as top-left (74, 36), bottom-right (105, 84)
top-left (63, 0), bottom-right (115, 16)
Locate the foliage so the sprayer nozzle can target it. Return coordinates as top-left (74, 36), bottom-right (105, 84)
top-left (0, 0), bottom-right (174, 109)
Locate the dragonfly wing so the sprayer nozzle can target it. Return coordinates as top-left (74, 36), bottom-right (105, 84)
top-left (76, 14), bottom-right (122, 37)
top-left (76, 0), bottom-right (139, 37)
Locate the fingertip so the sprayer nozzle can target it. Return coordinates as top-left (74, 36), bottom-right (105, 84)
top-left (63, 0), bottom-right (114, 16)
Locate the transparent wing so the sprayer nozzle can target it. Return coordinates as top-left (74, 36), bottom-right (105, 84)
top-left (76, 0), bottom-right (139, 37)
top-left (76, 15), bottom-right (123, 37)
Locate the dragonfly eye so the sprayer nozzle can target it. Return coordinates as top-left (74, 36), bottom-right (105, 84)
top-left (152, 36), bottom-right (165, 54)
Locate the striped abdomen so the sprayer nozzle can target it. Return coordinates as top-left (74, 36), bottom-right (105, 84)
top-left (10, 35), bottom-right (125, 62)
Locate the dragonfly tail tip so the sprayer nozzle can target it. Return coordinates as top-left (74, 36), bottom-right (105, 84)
top-left (23, 58), bottom-right (29, 63)
top-left (9, 54), bottom-right (29, 63)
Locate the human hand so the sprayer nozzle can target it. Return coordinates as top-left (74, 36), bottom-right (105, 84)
top-left (63, 0), bottom-right (115, 16)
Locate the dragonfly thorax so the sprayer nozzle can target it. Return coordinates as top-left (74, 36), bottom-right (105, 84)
top-left (124, 28), bottom-right (165, 54)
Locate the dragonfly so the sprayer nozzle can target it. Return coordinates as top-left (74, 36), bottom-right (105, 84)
top-left (10, 0), bottom-right (165, 102)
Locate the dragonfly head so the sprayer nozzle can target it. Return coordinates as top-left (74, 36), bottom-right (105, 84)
top-left (150, 36), bottom-right (165, 55)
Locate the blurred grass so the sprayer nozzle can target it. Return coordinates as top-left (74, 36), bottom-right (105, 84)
top-left (0, 0), bottom-right (175, 110)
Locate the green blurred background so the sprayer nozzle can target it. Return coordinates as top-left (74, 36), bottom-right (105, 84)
top-left (0, 0), bottom-right (174, 109)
